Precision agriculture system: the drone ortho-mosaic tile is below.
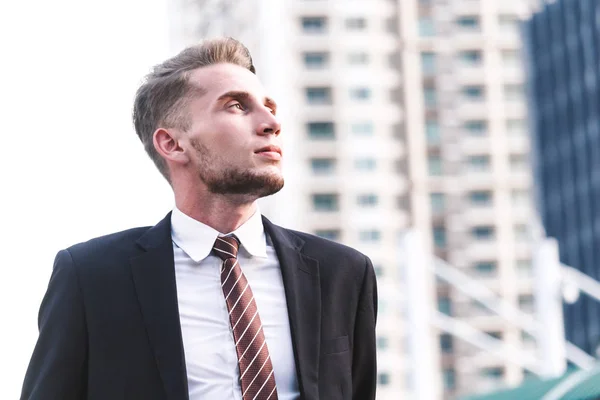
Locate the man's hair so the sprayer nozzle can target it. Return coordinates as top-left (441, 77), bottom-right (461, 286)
top-left (132, 37), bottom-right (256, 182)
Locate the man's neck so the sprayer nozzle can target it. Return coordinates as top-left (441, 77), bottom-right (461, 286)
top-left (175, 193), bottom-right (258, 234)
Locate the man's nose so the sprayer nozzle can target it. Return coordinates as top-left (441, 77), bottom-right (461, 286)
top-left (257, 113), bottom-right (281, 136)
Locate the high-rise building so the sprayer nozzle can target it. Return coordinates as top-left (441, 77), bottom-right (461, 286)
top-left (400, 1), bottom-right (540, 397)
top-left (167, 1), bottom-right (541, 399)
top-left (524, 0), bottom-right (600, 357)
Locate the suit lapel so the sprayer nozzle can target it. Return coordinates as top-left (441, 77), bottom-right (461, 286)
top-left (130, 213), bottom-right (189, 400)
top-left (263, 217), bottom-right (321, 400)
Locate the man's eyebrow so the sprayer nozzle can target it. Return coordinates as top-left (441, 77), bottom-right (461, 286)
top-left (216, 91), bottom-right (252, 102)
top-left (217, 91), bottom-right (277, 111)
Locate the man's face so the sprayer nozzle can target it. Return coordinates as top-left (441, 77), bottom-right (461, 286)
top-left (179, 63), bottom-right (283, 199)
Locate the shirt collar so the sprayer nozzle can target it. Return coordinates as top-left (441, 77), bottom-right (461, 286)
top-left (170, 206), bottom-right (268, 262)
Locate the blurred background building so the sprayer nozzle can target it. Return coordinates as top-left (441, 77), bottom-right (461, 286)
top-left (525, 0), bottom-right (600, 360)
top-left (164, 0), bottom-right (584, 399)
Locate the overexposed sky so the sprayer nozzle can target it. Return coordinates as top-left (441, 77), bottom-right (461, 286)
top-left (0, 0), bottom-right (173, 396)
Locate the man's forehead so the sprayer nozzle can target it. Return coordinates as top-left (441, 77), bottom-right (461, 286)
top-left (189, 63), bottom-right (265, 98)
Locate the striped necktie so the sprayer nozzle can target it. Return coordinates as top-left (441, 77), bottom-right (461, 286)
top-left (213, 235), bottom-right (279, 400)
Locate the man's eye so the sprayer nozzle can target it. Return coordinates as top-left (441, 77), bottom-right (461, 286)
top-left (230, 103), bottom-right (245, 111)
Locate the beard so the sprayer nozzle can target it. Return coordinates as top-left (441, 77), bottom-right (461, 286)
top-left (190, 137), bottom-right (284, 198)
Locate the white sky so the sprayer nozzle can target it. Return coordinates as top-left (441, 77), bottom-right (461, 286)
top-left (0, 0), bottom-right (173, 396)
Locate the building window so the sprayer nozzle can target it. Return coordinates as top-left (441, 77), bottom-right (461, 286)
top-left (514, 224), bottom-right (530, 241)
top-left (307, 122), bottom-right (335, 139)
top-left (440, 333), bottom-right (453, 353)
top-left (504, 84), bottom-right (524, 101)
top-left (355, 158), bottom-right (377, 171)
top-left (301, 16), bottom-right (327, 33)
top-left (502, 49), bottom-right (521, 66)
top-left (519, 294), bottom-right (535, 312)
top-left (357, 194), bottom-right (378, 207)
top-left (374, 264), bottom-right (385, 277)
top-left (348, 51), bottom-right (369, 65)
top-left (378, 373), bottom-right (390, 386)
top-left (473, 261), bottom-right (498, 276)
top-left (421, 52), bottom-right (436, 74)
top-left (430, 193), bottom-right (445, 213)
top-left (517, 259), bottom-right (532, 277)
top-left (359, 230), bottom-right (381, 242)
top-left (310, 158), bottom-right (336, 175)
top-left (510, 154), bottom-right (529, 171)
top-left (312, 194), bottom-right (339, 211)
top-left (464, 120), bottom-right (487, 135)
top-left (499, 14), bottom-right (519, 33)
top-left (428, 155), bottom-right (443, 176)
top-left (438, 296), bottom-right (452, 316)
top-left (443, 368), bottom-right (456, 390)
top-left (424, 86), bottom-right (437, 107)
top-left (426, 119), bottom-right (440, 145)
top-left (351, 122), bottom-right (374, 136)
top-left (350, 87), bottom-right (371, 101)
top-left (469, 190), bottom-right (493, 206)
top-left (462, 85), bottom-right (485, 101)
top-left (456, 16), bottom-right (480, 30)
top-left (481, 367), bottom-right (504, 380)
top-left (467, 155), bottom-right (491, 172)
top-left (377, 336), bottom-right (389, 350)
top-left (507, 119), bottom-right (526, 135)
top-left (303, 52), bottom-right (329, 69)
top-left (458, 50), bottom-right (483, 66)
top-left (305, 87), bottom-right (332, 105)
top-left (315, 229), bottom-right (340, 241)
top-left (419, 17), bottom-right (435, 37)
top-left (521, 330), bottom-right (535, 343)
top-left (472, 226), bottom-right (495, 240)
top-left (486, 331), bottom-right (503, 340)
top-left (433, 225), bottom-right (447, 248)
top-left (346, 17), bottom-right (367, 30)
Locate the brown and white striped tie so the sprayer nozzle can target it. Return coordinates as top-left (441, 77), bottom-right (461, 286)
top-left (213, 235), bottom-right (279, 400)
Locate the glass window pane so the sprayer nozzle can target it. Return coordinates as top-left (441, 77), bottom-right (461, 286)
top-left (302, 16), bottom-right (327, 33)
top-left (456, 16), bottom-right (480, 29)
top-left (464, 120), bottom-right (487, 135)
top-left (303, 52), bottom-right (329, 69)
top-left (306, 87), bottom-right (332, 104)
top-left (458, 50), bottom-right (482, 65)
top-left (472, 226), bottom-right (495, 240)
top-left (355, 158), bottom-right (377, 171)
top-left (433, 226), bottom-right (446, 248)
top-left (351, 122), bottom-right (374, 135)
top-left (421, 52), bottom-right (436, 74)
top-left (307, 122), bottom-right (335, 139)
top-left (315, 229), bottom-right (340, 240)
top-left (350, 87), bottom-right (371, 100)
top-left (467, 155), bottom-right (491, 172)
top-left (463, 85), bottom-right (485, 100)
top-left (310, 158), bottom-right (335, 174)
top-left (438, 296), bottom-right (452, 315)
top-left (426, 120), bottom-right (440, 144)
top-left (419, 17), bottom-right (435, 37)
top-left (346, 17), bottom-right (367, 30)
top-left (357, 194), bottom-right (378, 206)
top-left (469, 191), bottom-right (493, 205)
top-left (430, 193), bottom-right (445, 213)
top-left (312, 194), bottom-right (339, 211)
top-left (348, 52), bottom-right (369, 65)
top-left (424, 87), bottom-right (437, 107)
top-left (428, 155), bottom-right (443, 175)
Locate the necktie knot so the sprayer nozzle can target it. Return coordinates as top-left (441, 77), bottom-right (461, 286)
top-left (212, 235), bottom-right (239, 261)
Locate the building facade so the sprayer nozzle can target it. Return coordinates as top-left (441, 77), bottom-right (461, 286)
top-left (525, 0), bottom-right (600, 357)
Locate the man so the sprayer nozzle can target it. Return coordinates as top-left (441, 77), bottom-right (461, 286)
top-left (21, 38), bottom-right (377, 400)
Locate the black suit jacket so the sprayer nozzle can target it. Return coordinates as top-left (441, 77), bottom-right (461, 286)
top-left (21, 213), bottom-right (378, 400)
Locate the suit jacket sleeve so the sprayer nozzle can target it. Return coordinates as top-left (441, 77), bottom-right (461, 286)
top-left (21, 249), bottom-right (88, 400)
top-left (352, 255), bottom-right (378, 400)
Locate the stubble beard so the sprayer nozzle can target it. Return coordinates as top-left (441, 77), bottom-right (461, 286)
top-left (190, 138), bottom-right (284, 199)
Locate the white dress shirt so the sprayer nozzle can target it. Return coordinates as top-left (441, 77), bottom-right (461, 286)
top-left (171, 207), bottom-right (300, 400)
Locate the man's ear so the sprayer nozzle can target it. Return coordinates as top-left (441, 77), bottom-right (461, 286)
top-left (153, 128), bottom-right (190, 165)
